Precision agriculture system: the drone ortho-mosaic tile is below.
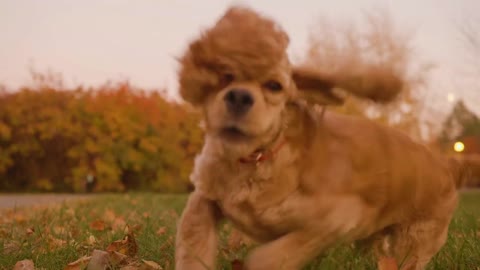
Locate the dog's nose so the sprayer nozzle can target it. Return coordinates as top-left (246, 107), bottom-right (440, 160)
top-left (224, 89), bottom-right (254, 116)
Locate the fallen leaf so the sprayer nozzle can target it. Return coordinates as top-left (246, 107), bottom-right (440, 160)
top-left (64, 256), bottom-right (91, 270)
top-left (65, 207), bottom-right (76, 217)
top-left (89, 220), bottom-right (106, 231)
top-left (13, 259), bottom-right (35, 270)
top-left (86, 234), bottom-right (97, 245)
top-left (49, 236), bottom-right (67, 248)
top-left (87, 250), bottom-right (109, 270)
top-left (131, 224), bottom-right (142, 233)
top-left (157, 236), bottom-right (173, 253)
top-left (112, 217), bottom-right (127, 231)
top-left (104, 209), bottom-right (117, 222)
top-left (139, 260), bottom-right (162, 270)
top-left (25, 227), bottom-right (35, 236)
top-left (13, 213), bottom-right (27, 224)
top-left (167, 210), bottom-right (178, 219)
top-left (155, 227), bottom-right (167, 236)
top-left (108, 251), bottom-right (128, 266)
top-left (106, 232), bottom-right (138, 257)
top-left (3, 241), bottom-right (21, 254)
top-left (53, 226), bottom-right (67, 235)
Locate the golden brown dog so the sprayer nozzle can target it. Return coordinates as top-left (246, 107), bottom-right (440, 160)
top-left (175, 6), bottom-right (462, 270)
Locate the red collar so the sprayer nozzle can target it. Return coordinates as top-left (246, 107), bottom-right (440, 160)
top-left (238, 139), bottom-right (287, 165)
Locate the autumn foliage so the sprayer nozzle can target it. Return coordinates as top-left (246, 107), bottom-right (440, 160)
top-left (0, 75), bottom-right (202, 192)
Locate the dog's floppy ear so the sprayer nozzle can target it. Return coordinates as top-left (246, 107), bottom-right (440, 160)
top-left (292, 65), bottom-right (403, 105)
top-left (292, 67), bottom-right (345, 105)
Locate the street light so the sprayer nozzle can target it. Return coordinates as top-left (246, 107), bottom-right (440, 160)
top-left (453, 141), bottom-right (465, 153)
top-left (447, 93), bottom-right (455, 103)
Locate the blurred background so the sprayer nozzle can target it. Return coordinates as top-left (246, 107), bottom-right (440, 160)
top-left (0, 0), bottom-right (479, 193)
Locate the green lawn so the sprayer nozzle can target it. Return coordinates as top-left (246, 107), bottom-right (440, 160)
top-left (0, 191), bottom-right (479, 269)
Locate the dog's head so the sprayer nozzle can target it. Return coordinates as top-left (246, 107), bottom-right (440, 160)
top-left (178, 7), bottom-right (297, 147)
top-left (178, 6), bottom-right (403, 149)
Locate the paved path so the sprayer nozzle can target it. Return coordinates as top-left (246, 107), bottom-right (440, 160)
top-left (0, 194), bottom-right (91, 209)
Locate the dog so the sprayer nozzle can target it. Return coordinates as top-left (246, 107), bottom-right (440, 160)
top-left (175, 6), bottom-right (462, 270)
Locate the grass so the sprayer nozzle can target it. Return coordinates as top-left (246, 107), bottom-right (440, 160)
top-left (0, 191), bottom-right (479, 270)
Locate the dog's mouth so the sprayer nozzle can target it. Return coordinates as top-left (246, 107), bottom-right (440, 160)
top-left (219, 126), bottom-right (251, 142)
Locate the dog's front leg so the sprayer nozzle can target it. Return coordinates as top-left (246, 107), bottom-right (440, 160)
top-left (175, 191), bottom-right (221, 270)
top-left (244, 229), bottom-right (335, 270)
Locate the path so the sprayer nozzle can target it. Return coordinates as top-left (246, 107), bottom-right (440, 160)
top-left (0, 193), bottom-right (91, 209)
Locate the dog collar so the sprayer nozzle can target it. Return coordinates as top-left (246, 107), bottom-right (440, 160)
top-left (238, 139), bottom-right (287, 165)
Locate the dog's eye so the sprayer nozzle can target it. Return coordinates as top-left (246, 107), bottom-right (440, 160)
top-left (263, 80), bottom-right (283, 92)
top-left (219, 73), bottom-right (235, 87)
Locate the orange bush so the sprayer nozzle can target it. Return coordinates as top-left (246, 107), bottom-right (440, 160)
top-left (0, 80), bottom-right (202, 192)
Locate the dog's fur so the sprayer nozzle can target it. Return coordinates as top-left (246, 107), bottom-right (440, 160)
top-left (175, 7), bottom-right (461, 270)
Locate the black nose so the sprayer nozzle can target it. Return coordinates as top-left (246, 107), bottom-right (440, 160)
top-left (224, 89), bottom-right (254, 116)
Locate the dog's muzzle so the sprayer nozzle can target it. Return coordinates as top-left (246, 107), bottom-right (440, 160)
top-left (224, 88), bottom-right (254, 117)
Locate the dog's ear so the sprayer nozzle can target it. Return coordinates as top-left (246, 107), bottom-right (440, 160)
top-left (292, 65), bottom-right (403, 105)
top-left (291, 67), bottom-right (345, 105)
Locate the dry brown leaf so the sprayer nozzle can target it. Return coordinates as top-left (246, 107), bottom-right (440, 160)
top-left (3, 241), bottom-right (21, 254)
top-left (106, 232), bottom-right (138, 257)
top-left (112, 217), bottom-right (127, 231)
top-left (87, 250), bottom-right (110, 270)
top-left (139, 260), bottom-right (162, 270)
top-left (108, 251), bottom-right (128, 266)
top-left (65, 207), bottom-right (76, 217)
top-left (53, 226), bottom-right (67, 235)
top-left (64, 256), bottom-right (91, 270)
top-left (167, 210), bottom-right (178, 219)
top-left (131, 224), bottom-right (142, 233)
top-left (155, 227), bottom-right (167, 236)
top-left (106, 239), bottom-right (128, 254)
top-left (157, 236), bottom-right (173, 253)
top-left (86, 234), bottom-right (97, 245)
top-left (25, 227), bottom-right (35, 236)
top-left (13, 259), bottom-right (35, 270)
top-left (89, 220), bottom-right (106, 231)
top-left (13, 213), bottom-right (28, 224)
top-left (49, 236), bottom-right (67, 248)
top-left (104, 209), bottom-right (117, 222)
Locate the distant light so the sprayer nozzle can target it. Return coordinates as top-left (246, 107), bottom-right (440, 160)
top-left (447, 93), bottom-right (455, 103)
top-left (453, 141), bottom-right (465, 153)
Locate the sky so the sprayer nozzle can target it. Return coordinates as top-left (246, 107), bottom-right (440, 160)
top-left (1, 0), bottom-right (479, 118)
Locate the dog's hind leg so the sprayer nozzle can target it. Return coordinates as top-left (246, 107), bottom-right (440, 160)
top-left (374, 217), bottom-right (452, 270)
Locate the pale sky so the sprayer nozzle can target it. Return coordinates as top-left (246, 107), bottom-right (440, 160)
top-left (1, 0), bottom-right (479, 118)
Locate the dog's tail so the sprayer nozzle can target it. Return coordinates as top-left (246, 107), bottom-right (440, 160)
top-left (447, 156), bottom-right (470, 189)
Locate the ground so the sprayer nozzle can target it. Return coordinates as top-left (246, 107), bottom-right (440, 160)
top-left (0, 191), bottom-right (479, 270)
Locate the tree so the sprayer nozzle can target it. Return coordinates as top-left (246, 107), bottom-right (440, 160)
top-left (440, 100), bottom-right (480, 142)
top-left (302, 10), bottom-right (433, 141)
top-left (458, 16), bottom-right (480, 78)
